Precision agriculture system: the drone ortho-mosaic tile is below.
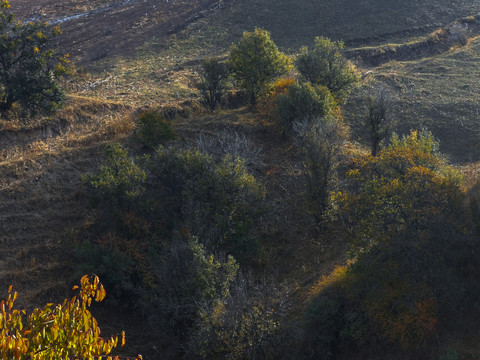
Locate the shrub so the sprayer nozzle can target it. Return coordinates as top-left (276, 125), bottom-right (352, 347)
top-left (196, 57), bottom-right (229, 111)
top-left (338, 130), bottom-right (461, 253)
top-left (228, 28), bottom-right (292, 109)
top-left (76, 212), bottom-right (156, 301)
top-left (192, 274), bottom-right (289, 359)
top-left (295, 37), bottom-right (359, 101)
top-left (82, 143), bottom-right (146, 209)
top-left (135, 111), bottom-right (176, 148)
top-left (389, 128), bottom-right (439, 155)
top-left (145, 238), bottom-right (239, 343)
top-left (195, 129), bottom-right (264, 171)
top-left (76, 238), bottom-right (135, 301)
top-left (276, 82), bottom-right (337, 132)
top-left (364, 89), bottom-right (392, 156)
top-left (303, 287), bottom-right (349, 360)
top-left (0, 0), bottom-right (69, 117)
top-left (77, 235), bottom-right (240, 352)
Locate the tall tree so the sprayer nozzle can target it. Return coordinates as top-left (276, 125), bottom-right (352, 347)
top-left (228, 28), bottom-right (291, 109)
top-left (365, 89), bottom-right (391, 156)
top-left (197, 57), bottom-right (229, 111)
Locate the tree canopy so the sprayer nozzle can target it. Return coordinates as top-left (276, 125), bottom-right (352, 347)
top-left (295, 36), bottom-right (359, 100)
top-left (228, 28), bottom-right (291, 108)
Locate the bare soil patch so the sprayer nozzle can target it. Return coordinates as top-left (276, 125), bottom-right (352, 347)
top-left (10, 0), bottom-right (222, 65)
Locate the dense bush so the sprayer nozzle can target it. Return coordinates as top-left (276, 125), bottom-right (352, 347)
top-left (276, 82), bottom-right (337, 132)
top-left (338, 130), bottom-right (461, 253)
top-left (148, 147), bottom-right (265, 259)
top-left (256, 77), bottom-right (295, 121)
top-left (0, 0), bottom-right (69, 117)
top-left (293, 118), bottom-right (346, 218)
top-left (364, 89), bottom-right (391, 156)
top-left (135, 111), bottom-right (176, 148)
top-left (81, 145), bottom-right (264, 295)
top-left (295, 37), bottom-right (359, 101)
top-left (82, 143), bottom-right (146, 210)
top-left (79, 144), bottom-right (266, 357)
top-left (191, 274), bottom-right (289, 360)
top-left (303, 286), bottom-right (351, 360)
top-left (145, 238), bottom-right (239, 343)
top-left (228, 28), bottom-right (292, 108)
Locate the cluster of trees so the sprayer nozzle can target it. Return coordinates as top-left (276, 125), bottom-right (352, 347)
top-left (199, 28), bottom-right (359, 219)
top-left (303, 131), bottom-right (480, 359)
top-left (79, 142), bottom-right (287, 358)
top-left (197, 28), bottom-right (359, 115)
top-left (209, 28), bottom-right (480, 359)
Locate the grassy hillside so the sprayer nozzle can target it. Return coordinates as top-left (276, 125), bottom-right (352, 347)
top-left (69, 0), bottom-right (480, 164)
top-left (345, 37), bottom-right (480, 164)
top-left (2, 0), bottom-right (480, 358)
top-left (211, 0), bottom-right (480, 47)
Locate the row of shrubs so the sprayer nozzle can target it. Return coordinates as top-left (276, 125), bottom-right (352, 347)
top-left (197, 29), bottom-right (359, 115)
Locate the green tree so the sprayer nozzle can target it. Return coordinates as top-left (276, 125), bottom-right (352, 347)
top-left (228, 28), bottom-right (291, 109)
top-left (197, 57), bottom-right (229, 111)
top-left (0, 0), bottom-right (69, 117)
top-left (146, 238), bottom-right (239, 342)
top-left (149, 148), bottom-right (265, 259)
top-left (295, 37), bottom-right (359, 100)
top-left (0, 275), bottom-right (142, 359)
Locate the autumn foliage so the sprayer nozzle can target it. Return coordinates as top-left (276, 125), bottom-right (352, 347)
top-left (256, 77), bottom-right (295, 120)
top-left (303, 130), bottom-right (480, 358)
top-left (339, 130), bottom-right (462, 253)
top-left (0, 275), bottom-right (141, 359)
